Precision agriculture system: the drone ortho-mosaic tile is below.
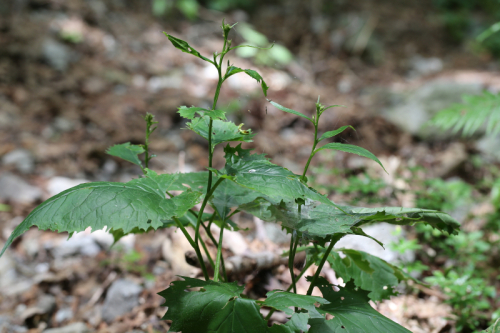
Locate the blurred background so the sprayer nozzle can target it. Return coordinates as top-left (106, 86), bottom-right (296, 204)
top-left (1, 0), bottom-right (500, 332)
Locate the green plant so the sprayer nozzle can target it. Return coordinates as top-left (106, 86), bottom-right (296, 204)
top-left (0, 21), bottom-right (460, 332)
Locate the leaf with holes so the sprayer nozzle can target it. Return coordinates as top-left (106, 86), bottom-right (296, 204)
top-left (106, 142), bottom-right (145, 167)
top-left (262, 290), bottom-right (328, 317)
top-left (186, 116), bottom-right (255, 149)
top-left (0, 172), bottom-right (201, 257)
top-left (159, 276), bottom-right (269, 333)
top-left (224, 66), bottom-right (269, 96)
top-left (308, 278), bottom-right (412, 333)
top-left (178, 106), bottom-right (226, 120)
top-left (325, 249), bottom-right (410, 301)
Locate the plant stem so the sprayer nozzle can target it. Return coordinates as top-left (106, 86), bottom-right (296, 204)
top-left (306, 233), bottom-right (343, 295)
top-left (194, 178), bottom-right (225, 246)
top-left (288, 231), bottom-right (299, 294)
top-left (201, 219), bottom-right (228, 282)
top-left (301, 117), bottom-right (319, 182)
top-left (172, 217), bottom-right (209, 280)
top-left (213, 218), bottom-right (226, 282)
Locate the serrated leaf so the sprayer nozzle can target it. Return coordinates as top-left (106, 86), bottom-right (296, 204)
top-left (263, 290), bottom-right (328, 317)
top-left (308, 278), bottom-right (411, 333)
top-left (0, 173), bottom-right (201, 257)
top-left (268, 100), bottom-right (312, 123)
top-left (186, 116), bottom-right (254, 148)
top-left (269, 313), bottom-right (310, 333)
top-left (343, 206), bottom-right (460, 235)
top-left (178, 106), bottom-right (226, 120)
top-left (106, 142), bottom-right (145, 167)
top-left (163, 33), bottom-right (214, 64)
top-left (221, 145), bottom-right (332, 206)
top-left (319, 125), bottom-right (356, 142)
top-left (159, 277), bottom-right (269, 333)
top-left (314, 143), bottom-right (386, 173)
top-left (224, 66), bottom-right (269, 96)
top-left (326, 249), bottom-right (402, 301)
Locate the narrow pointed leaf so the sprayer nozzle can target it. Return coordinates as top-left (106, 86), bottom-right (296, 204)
top-left (163, 33), bottom-right (214, 64)
top-left (224, 66), bottom-right (269, 96)
top-left (178, 106), bottom-right (226, 120)
top-left (186, 116), bottom-right (254, 148)
top-left (106, 142), bottom-right (144, 167)
top-left (314, 143), bottom-right (386, 173)
top-left (319, 125), bottom-right (356, 142)
top-left (308, 278), bottom-right (411, 333)
top-left (159, 277), bottom-right (269, 333)
top-left (0, 173), bottom-right (201, 257)
top-left (268, 100), bottom-right (312, 122)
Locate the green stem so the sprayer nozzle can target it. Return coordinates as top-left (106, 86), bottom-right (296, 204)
top-left (264, 259), bottom-right (314, 321)
top-left (194, 178), bottom-right (225, 246)
top-left (288, 231), bottom-right (299, 294)
top-left (301, 119), bottom-right (319, 182)
top-left (172, 217), bottom-right (209, 280)
top-left (306, 234), bottom-right (343, 296)
top-left (199, 234), bottom-right (215, 271)
top-left (201, 221), bottom-right (228, 282)
top-left (213, 218), bottom-right (226, 282)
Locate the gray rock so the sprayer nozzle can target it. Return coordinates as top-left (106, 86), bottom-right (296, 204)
top-left (334, 223), bottom-right (414, 264)
top-left (51, 233), bottom-right (101, 258)
top-left (382, 80), bottom-right (483, 140)
top-left (477, 135), bottom-right (500, 161)
top-left (42, 38), bottom-right (72, 71)
top-left (2, 149), bottom-right (35, 174)
top-left (102, 279), bottom-right (142, 323)
top-left (0, 172), bottom-right (42, 204)
top-left (43, 322), bottom-right (90, 333)
top-left (21, 294), bottom-right (56, 322)
top-left (55, 308), bottom-right (73, 323)
top-left (263, 222), bottom-right (290, 244)
top-left (46, 177), bottom-right (89, 196)
top-left (409, 55), bottom-right (443, 77)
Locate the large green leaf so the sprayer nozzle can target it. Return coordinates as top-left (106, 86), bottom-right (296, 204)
top-left (0, 172), bottom-right (201, 257)
top-left (186, 116), bottom-right (255, 148)
top-left (314, 143), bottom-right (387, 173)
top-left (178, 106), bottom-right (226, 120)
top-left (163, 33), bottom-right (214, 64)
top-left (308, 278), bottom-right (411, 333)
top-left (325, 249), bottom-right (411, 301)
top-left (224, 66), bottom-right (269, 96)
top-left (106, 142), bottom-right (144, 167)
top-left (269, 313), bottom-right (309, 333)
top-left (268, 100), bottom-right (312, 123)
top-left (221, 144), bottom-right (333, 206)
top-left (240, 199), bottom-right (460, 240)
top-left (262, 290), bottom-right (328, 317)
top-left (343, 206), bottom-right (460, 235)
top-left (159, 277), bottom-right (269, 333)
top-left (319, 125), bottom-right (356, 142)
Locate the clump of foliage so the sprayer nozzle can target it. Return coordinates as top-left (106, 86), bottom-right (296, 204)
top-left (0, 21), bottom-right (461, 332)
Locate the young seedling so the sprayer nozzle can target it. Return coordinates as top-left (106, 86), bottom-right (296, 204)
top-left (0, 21), bottom-right (460, 332)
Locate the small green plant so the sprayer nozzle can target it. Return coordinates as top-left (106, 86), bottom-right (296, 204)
top-left (0, 21), bottom-right (460, 332)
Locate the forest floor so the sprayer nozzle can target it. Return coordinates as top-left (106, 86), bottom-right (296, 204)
top-left (0, 1), bottom-right (499, 332)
